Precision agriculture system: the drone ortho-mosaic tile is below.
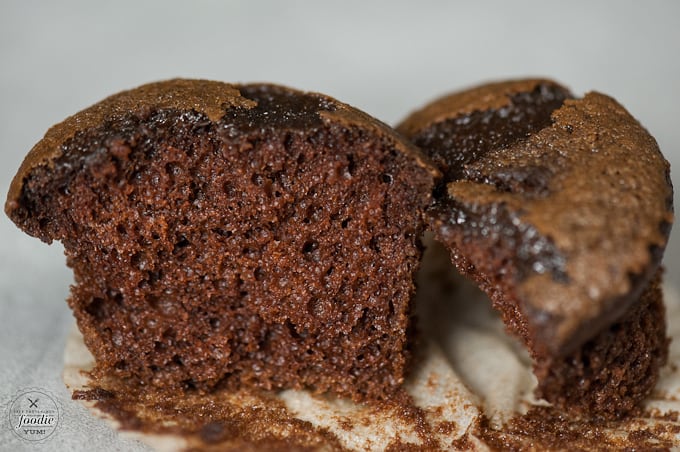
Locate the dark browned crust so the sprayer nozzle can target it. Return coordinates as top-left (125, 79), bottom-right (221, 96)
top-left (6, 79), bottom-right (438, 401)
top-left (398, 78), bottom-right (674, 416)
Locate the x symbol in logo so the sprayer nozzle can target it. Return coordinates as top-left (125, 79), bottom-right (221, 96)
top-left (27, 397), bottom-right (38, 408)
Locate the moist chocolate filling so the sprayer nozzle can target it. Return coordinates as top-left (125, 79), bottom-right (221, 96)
top-left (431, 197), bottom-right (568, 283)
top-left (415, 83), bottom-right (571, 285)
top-left (224, 84), bottom-right (337, 132)
top-left (411, 83), bottom-right (571, 185)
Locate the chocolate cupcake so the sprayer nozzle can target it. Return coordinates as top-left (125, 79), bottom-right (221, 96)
top-left (398, 79), bottom-right (674, 416)
top-left (6, 79), bottom-right (438, 400)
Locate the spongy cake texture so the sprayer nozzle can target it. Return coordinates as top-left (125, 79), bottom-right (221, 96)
top-left (6, 79), bottom-right (437, 400)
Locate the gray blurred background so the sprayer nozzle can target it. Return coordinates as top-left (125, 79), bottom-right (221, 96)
top-left (1, 1), bottom-right (678, 450)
